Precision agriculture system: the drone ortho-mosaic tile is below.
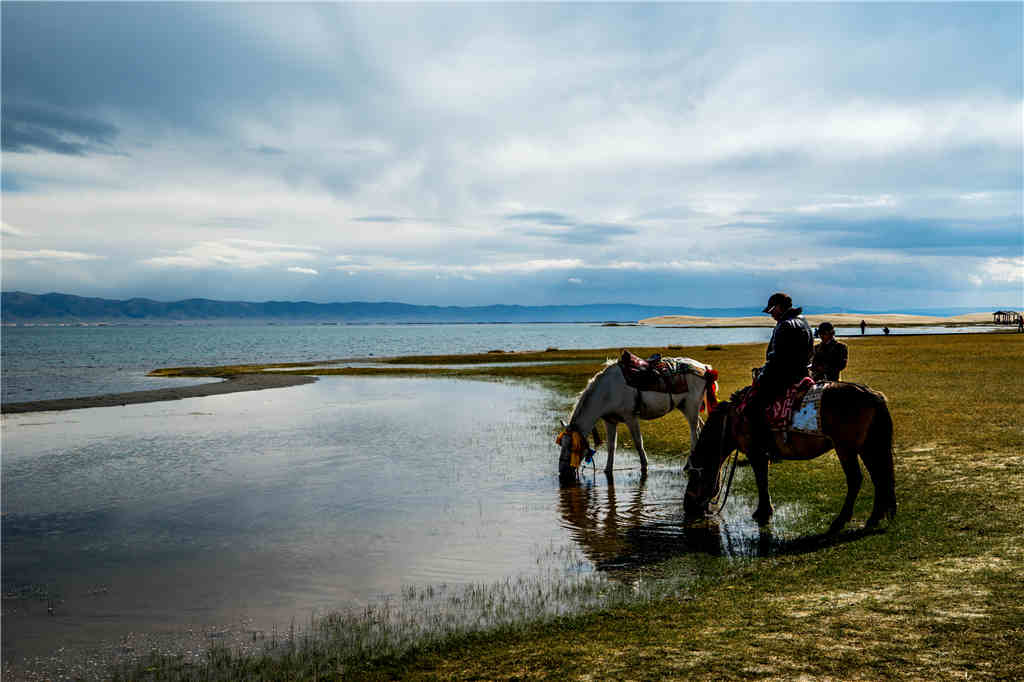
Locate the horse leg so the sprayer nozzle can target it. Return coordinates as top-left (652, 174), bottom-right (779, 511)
top-left (623, 416), bottom-right (648, 473)
top-left (680, 397), bottom-right (703, 470)
top-left (603, 418), bottom-right (618, 476)
top-left (861, 405), bottom-right (897, 528)
top-left (749, 451), bottom-right (773, 524)
top-left (829, 446), bottom-right (863, 534)
top-left (861, 449), bottom-right (895, 528)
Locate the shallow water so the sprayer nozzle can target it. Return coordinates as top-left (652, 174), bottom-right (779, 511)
top-left (3, 375), bottom-right (795, 677)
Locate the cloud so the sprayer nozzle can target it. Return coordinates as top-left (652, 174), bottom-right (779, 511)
top-left (143, 239), bottom-right (321, 270)
top-left (287, 266), bottom-right (319, 276)
top-left (980, 257), bottom-right (1024, 284)
top-left (508, 211), bottom-right (638, 244)
top-left (0, 3), bottom-right (1020, 309)
top-left (2, 103), bottom-right (119, 156)
top-left (3, 248), bottom-right (104, 262)
top-left (1, 221), bottom-right (30, 237)
top-left (333, 258), bottom-right (584, 276)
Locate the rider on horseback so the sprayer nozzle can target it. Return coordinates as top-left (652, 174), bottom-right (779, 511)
top-left (745, 292), bottom-right (813, 459)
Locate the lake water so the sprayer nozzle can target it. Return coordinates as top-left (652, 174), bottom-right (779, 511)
top-left (2, 323), bottom-right (778, 404)
top-left (1, 322), bottom-right (997, 405)
top-left (2, 375), bottom-right (770, 678)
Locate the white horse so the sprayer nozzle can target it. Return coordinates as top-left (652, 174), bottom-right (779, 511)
top-left (556, 356), bottom-right (718, 479)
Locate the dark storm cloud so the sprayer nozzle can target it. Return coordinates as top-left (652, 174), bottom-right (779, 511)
top-left (1, 3), bottom-right (380, 136)
top-left (2, 103), bottom-right (119, 155)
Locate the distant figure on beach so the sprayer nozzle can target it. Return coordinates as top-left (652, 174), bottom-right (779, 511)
top-left (883, 327), bottom-right (890, 336)
top-left (811, 322), bottom-right (848, 382)
top-left (1018, 315), bottom-right (1023, 333)
top-left (860, 319), bottom-right (867, 335)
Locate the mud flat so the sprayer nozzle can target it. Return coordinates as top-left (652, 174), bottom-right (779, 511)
top-left (1, 373), bottom-right (316, 414)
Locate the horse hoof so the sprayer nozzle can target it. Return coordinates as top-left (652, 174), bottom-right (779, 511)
top-left (751, 508), bottom-right (773, 525)
top-left (827, 519), bottom-right (847, 535)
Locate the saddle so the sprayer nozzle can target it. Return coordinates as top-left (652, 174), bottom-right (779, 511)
top-left (617, 350), bottom-right (718, 414)
top-left (737, 377), bottom-right (831, 436)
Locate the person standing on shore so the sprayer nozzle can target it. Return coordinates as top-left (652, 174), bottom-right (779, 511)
top-left (811, 321), bottom-right (848, 382)
top-left (1018, 315), bottom-right (1023, 333)
top-left (860, 319), bottom-right (867, 335)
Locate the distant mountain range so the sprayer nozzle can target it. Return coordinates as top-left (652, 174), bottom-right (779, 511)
top-left (0, 291), bottom-right (994, 325)
top-left (1, 291), bottom-right (762, 324)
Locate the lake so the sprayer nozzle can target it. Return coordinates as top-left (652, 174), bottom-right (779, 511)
top-left (1, 322), bottom-right (995, 405)
top-left (1, 375), bottom-right (776, 678)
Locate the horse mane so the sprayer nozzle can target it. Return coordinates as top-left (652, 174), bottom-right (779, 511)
top-left (567, 359), bottom-right (619, 424)
top-left (729, 385), bottom-right (750, 404)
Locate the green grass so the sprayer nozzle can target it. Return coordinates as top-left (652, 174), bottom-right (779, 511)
top-left (128, 332), bottom-right (1024, 680)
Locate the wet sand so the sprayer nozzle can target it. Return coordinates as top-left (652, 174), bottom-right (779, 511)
top-left (1, 373), bottom-right (317, 414)
top-left (639, 311), bottom-right (995, 327)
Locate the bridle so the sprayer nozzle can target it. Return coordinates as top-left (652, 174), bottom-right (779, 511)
top-left (688, 406), bottom-right (739, 514)
top-left (555, 424), bottom-right (595, 470)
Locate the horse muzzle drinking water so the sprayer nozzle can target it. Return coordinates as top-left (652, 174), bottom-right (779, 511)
top-left (684, 382), bottom-right (897, 534)
top-left (555, 351), bottom-right (718, 479)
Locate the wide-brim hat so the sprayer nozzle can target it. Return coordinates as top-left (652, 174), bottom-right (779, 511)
top-left (762, 292), bottom-right (792, 313)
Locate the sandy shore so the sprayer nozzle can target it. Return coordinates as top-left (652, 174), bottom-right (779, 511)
top-left (1, 373), bottom-right (317, 414)
top-left (640, 311), bottom-right (996, 327)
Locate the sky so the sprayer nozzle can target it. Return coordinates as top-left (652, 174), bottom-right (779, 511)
top-left (2, 2), bottom-right (1022, 310)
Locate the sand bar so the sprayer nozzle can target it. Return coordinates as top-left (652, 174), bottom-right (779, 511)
top-left (640, 311), bottom-right (996, 327)
top-left (1, 373), bottom-right (317, 414)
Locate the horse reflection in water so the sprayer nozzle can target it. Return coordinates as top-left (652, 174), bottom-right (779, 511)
top-left (557, 471), bottom-right (772, 571)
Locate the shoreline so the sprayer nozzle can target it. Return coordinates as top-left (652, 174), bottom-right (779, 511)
top-left (1, 373), bottom-right (316, 414)
top-left (638, 311), bottom-right (999, 327)
top-left (3, 323), bottom-right (1015, 414)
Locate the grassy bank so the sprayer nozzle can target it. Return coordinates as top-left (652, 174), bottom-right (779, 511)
top-left (135, 333), bottom-right (1023, 679)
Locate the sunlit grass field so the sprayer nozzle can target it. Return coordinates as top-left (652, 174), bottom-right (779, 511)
top-left (136, 332), bottom-right (1023, 679)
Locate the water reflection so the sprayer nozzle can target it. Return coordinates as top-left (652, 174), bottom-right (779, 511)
top-left (556, 467), bottom-right (779, 571)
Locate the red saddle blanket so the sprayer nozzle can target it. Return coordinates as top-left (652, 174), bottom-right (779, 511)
top-left (617, 350), bottom-right (717, 409)
top-left (736, 376), bottom-right (817, 431)
top-left (765, 377), bottom-right (815, 430)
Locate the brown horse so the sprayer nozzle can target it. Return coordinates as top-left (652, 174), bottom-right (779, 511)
top-left (684, 382), bottom-right (897, 534)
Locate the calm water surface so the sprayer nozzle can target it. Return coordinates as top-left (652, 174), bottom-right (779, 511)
top-left (2, 375), bottom-right (776, 677)
top-left (3, 323), bottom-right (777, 403)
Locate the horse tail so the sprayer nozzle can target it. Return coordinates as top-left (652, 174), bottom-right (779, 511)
top-left (703, 367), bottom-right (719, 413)
top-left (864, 390), bottom-right (897, 519)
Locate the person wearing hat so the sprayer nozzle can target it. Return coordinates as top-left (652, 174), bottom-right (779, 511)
top-left (810, 321), bottom-right (848, 382)
top-left (745, 292), bottom-right (814, 458)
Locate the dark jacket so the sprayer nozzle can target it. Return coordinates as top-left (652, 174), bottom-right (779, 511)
top-left (760, 307), bottom-right (813, 388)
top-left (811, 339), bottom-right (848, 382)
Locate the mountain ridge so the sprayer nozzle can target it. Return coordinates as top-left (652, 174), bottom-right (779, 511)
top-left (0, 291), bottom-right (1000, 324)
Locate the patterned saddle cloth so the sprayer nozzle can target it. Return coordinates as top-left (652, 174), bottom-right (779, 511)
top-left (617, 350), bottom-right (712, 396)
top-left (738, 378), bottom-right (830, 435)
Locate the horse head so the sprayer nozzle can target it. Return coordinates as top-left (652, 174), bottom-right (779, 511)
top-left (555, 420), bottom-right (595, 482)
top-left (684, 401), bottom-right (735, 517)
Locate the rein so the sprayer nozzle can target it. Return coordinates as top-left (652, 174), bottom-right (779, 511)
top-left (709, 409), bottom-right (740, 513)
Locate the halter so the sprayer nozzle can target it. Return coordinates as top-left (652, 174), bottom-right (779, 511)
top-left (688, 406), bottom-right (739, 514)
top-left (555, 425), bottom-right (596, 469)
